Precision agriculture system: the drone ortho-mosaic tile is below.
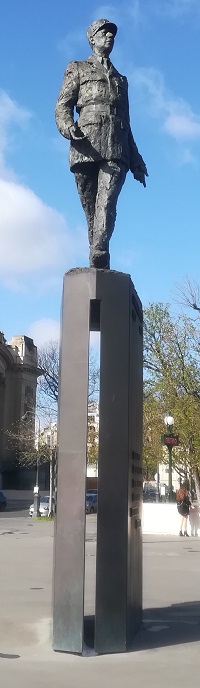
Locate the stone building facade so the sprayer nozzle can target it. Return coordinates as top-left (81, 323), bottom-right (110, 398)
top-left (0, 332), bottom-right (41, 488)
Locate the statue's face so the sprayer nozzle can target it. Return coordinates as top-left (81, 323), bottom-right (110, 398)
top-left (92, 27), bottom-right (115, 56)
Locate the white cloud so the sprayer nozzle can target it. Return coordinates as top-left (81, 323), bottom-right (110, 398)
top-left (160, 0), bottom-right (199, 18)
top-left (58, 30), bottom-right (86, 58)
top-left (0, 90), bottom-right (31, 179)
top-left (90, 331), bottom-right (100, 352)
top-left (0, 179), bottom-right (83, 276)
top-left (164, 113), bottom-right (200, 138)
top-left (128, 0), bottom-right (143, 26)
top-left (178, 147), bottom-right (197, 165)
top-left (0, 90), bottom-right (87, 290)
top-left (28, 319), bottom-right (60, 346)
top-left (100, 0), bottom-right (200, 30)
top-left (29, 318), bottom-right (100, 353)
top-left (131, 67), bottom-right (200, 142)
top-left (93, 5), bottom-right (120, 21)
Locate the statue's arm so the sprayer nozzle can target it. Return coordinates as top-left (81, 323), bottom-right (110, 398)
top-left (55, 61), bottom-right (80, 139)
top-left (126, 79), bottom-right (148, 186)
top-left (129, 130), bottom-right (148, 187)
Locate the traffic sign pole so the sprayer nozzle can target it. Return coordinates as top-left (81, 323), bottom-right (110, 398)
top-left (160, 433), bottom-right (179, 502)
top-left (168, 445), bottom-right (173, 502)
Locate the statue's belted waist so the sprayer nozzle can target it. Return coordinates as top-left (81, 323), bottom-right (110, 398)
top-left (78, 103), bottom-right (122, 116)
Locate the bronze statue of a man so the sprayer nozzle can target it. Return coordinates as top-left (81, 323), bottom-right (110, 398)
top-left (55, 19), bottom-right (148, 269)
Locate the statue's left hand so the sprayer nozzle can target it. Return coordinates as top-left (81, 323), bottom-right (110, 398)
top-left (133, 164), bottom-right (148, 187)
top-left (69, 123), bottom-right (85, 141)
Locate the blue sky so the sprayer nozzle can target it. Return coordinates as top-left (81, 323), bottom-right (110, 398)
top-left (1, 0), bottom-right (200, 347)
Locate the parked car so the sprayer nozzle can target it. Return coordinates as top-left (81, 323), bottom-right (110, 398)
top-left (86, 493), bottom-right (98, 514)
top-left (0, 491), bottom-right (7, 511)
top-left (29, 495), bottom-right (54, 517)
top-left (143, 488), bottom-right (157, 502)
top-left (86, 489), bottom-right (98, 494)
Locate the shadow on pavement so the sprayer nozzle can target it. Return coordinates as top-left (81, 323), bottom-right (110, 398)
top-left (84, 616), bottom-right (95, 648)
top-left (189, 507), bottom-right (200, 536)
top-left (82, 603), bottom-right (200, 652)
top-left (132, 601), bottom-right (200, 651)
top-left (0, 653), bottom-right (20, 660)
top-left (2, 501), bottom-right (30, 513)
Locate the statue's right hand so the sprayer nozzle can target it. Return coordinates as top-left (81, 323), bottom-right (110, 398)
top-left (69, 123), bottom-right (85, 140)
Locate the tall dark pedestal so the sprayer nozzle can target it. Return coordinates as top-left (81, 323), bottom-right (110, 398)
top-left (53, 268), bottom-right (143, 655)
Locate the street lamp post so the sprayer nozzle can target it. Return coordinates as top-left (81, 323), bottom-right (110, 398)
top-left (22, 410), bottom-right (40, 516)
top-left (34, 414), bottom-right (40, 486)
top-left (33, 484), bottom-right (40, 517)
top-left (161, 415), bottom-right (179, 502)
top-left (34, 414), bottom-right (41, 517)
top-left (164, 415), bottom-right (174, 502)
top-left (46, 423), bottom-right (57, 517)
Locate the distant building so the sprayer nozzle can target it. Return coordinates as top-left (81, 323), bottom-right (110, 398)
top-left (41, 403), bottom-right (100, 480)
top-left (87, 401), bottom-right (99, 476)
top-left (0, 332), bottom-right (41, 488)
top-left (88, 401), bottom-right (99, 434)
top-left (40, 423), bottom-right (57, 449)
top-left (158, 462), bottom-right (181, 494)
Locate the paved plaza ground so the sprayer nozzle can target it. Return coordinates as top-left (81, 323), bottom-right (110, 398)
top-left (1, 510), bottom-right (200, 687)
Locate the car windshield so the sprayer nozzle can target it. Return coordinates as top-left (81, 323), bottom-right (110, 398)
top-left (40, 497), bottom-right (49, 503)
top-left (86, 495), bottom-right (96, 502)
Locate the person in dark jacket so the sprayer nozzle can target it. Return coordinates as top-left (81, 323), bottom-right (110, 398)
top-left (176, 487), bottom-right (191, 537)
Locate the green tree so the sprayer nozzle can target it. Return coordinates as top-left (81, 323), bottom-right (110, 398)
top-left (144, 303), bottom-right (200, 499)
top-left (6, 417), bottom-right (52, 469)
top-left (87, 426), bottom-right (99, 466)
top-left (143, 395), bottom-right (164, 480)
top-left (6, 415), bottom-right (56, 515)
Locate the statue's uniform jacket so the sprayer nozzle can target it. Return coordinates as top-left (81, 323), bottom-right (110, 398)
top-left (55, 55), bottom-right (144, 172)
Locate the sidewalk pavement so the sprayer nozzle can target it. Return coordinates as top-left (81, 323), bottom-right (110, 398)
top-left (0, 515), bottom-right (200, 687)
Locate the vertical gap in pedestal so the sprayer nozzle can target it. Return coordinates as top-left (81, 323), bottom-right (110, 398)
top-left (84, 300), bottom-right (100, 652)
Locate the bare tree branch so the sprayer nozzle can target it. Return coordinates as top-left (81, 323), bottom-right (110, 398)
top-left (174, 276), bottom-right (200, 314)
top-left (37, 340), bottom-right (100, 417)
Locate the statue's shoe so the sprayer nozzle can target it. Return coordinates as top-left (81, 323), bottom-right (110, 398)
top-left (90, 250), bottom-right (110, 269)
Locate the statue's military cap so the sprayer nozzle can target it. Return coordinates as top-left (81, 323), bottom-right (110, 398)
top-left (87, 19), bottom-right (117, 42)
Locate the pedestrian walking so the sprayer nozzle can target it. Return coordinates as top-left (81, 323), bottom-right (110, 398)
top-left (176, 486), bottom-right (191, 537)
